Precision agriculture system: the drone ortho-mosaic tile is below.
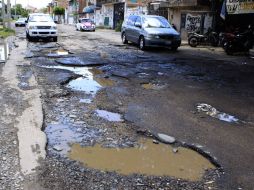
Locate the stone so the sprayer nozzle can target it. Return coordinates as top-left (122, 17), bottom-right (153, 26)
top-left (53, 145), bottom-right (63, 152)
top-left (157, 133), bottom-right (176, 144)
top-left (173, 148), bottom-right (178, 153)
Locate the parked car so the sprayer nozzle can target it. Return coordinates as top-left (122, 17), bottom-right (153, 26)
top-left (15, 18), bottom-right (27, 27)
top-left (121, 15), bottom-right (181, 50)
top-left (26, 13), bottom-right (58, 42)
top-left (76, 18), bottom-right (96, 32)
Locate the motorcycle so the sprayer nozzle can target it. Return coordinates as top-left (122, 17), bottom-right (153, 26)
top-left (188, 29), bottom-right (218, 47)
top-left (221, 26), bottom-right (254, 55)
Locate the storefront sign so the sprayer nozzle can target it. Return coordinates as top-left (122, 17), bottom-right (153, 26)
top-left (226, 0), bottom-right (254, 14)
top-left (185, 13), bottom-right (201, 32)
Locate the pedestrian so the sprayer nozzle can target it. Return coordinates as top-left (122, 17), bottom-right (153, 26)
top-left (172, 23), bottom-right (177, 31)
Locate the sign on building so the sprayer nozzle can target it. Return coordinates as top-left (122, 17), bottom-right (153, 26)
top-left (185, 13), bottom-right (201, 33)
top-left (226, 0), bottom-right (254, 14)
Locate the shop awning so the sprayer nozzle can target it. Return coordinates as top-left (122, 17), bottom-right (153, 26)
top-left (83, 5), bottom-right (101, 14)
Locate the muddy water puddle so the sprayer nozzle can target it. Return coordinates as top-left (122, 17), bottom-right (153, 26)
top-left (0, 41), bottom-right (10, 63)
top-left (142, 83), bottom-right (167, 90)
top-left (47, 49), bottom-right (69, 57)
top-left (69, 138), bottom-right (215, 181)
top-left (41, 66), bottom-right (114, 94)
top-left (45, 124), bottom-right (100, 155)
top-left (197, 103), bottom-right (239, 123)
top-left (95, 110), bottom-right (123, 122)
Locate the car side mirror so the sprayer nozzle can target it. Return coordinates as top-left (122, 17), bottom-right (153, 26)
top-left (135, 22), bottom-right (141, 28)
top-left (25, 20), bottom-right (28, 23)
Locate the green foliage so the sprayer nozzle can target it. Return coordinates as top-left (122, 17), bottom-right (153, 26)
top-left (115, 20), bottom-right (123, 32)
top-left (11, 4), bottom-right (29, 17)
top-left (53, 7), bottom-right (65, 15)
top-left (0, 28), bottom-right (15, 38)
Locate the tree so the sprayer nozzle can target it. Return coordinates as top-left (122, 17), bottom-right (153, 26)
top-left (53, 6), bottom-right (65, 23)
top-left (11, 4), bottom-right (29, 18)
top-left (53, 7), bottom-right (65, 15)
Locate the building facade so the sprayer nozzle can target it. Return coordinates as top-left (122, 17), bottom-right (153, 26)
top-left (167, 0), bottom-right (213, 39)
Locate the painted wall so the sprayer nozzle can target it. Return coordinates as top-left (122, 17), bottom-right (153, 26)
top-left (168, 8), bottom-right (212, 40)
top-left (96, 4), bottom-right (114, 28)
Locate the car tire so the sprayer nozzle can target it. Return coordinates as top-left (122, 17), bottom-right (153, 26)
top-left (26, 32), bottom-right (33, 41)
top-left (171, 46), bottom-right (178, 51)
top-left (122, 32), bottom-right (128, 44)
top-left (188, 36), bottom-right (198, 47)
top-left (53, 37), bottom-right (58, 42)
top-left (139, 36), bottom-right (146, 50)
top-left (15, 24), bottom-right (18, 27)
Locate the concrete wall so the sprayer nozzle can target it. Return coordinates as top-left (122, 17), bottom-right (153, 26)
top-left (168, 7), bottom-right (212, 40)
top-left (96, 4), bottom-right (114, 28)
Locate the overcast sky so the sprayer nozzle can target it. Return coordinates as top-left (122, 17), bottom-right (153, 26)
top-left (10, 0), bottom-right (51, 9)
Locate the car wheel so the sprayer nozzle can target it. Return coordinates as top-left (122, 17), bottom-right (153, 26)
top-left (139, 36), bottom-right (146, 50)
top-left (122, 32), bottom-right (128, 44)
top-left (188, 36), bottom-right (198, 47)
top-left (15, 24), bottom-right (18, 27)
top-left (171, 46), bottom-right (178, 51)
top-left (26, 32), bottom-right (32, 41)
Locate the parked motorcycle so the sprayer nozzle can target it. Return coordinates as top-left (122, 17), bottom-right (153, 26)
top-left (188, 30), bottom-right (218, 47)
top-left (221, 26), bottom-right (253, 55)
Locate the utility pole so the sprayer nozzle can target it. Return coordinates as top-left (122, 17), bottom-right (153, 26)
top-left (14, 0), bottom-right (16, 19)
top-left (1, 0), bottom-right (5, 28)
top-left (7, 0), bottom-right (10, 28)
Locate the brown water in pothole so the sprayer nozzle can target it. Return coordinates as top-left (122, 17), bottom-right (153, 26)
top-left (69, 139), bottom-right (215, 181)
top-left (142, 83), bottom-right (166, 90)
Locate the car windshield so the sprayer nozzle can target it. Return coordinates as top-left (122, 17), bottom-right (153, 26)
top-left (18, 18), bottom-right (26, 21)
top-left (29, 15), bottom-right (53, 22)
top-left (143, 17), bottom-right (171, 28)
top-left (81, 19), bottom-right (92, 23)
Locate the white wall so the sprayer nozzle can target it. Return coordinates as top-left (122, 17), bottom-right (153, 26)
top-left (96, 4), bottom-right (114, 28)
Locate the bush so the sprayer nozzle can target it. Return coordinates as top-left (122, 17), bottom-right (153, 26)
top-left (53, 7), bottom-right (65, 15)
top-left (0, 28), bottom-right (15, 38)
top-left (115, 20), bottom-right (123, 32)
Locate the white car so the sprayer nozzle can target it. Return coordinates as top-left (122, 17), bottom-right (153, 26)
top-left (15, 18), bottom-right (27, 27)
top-left (26, 13), bottom-right (58, 42)
top-left (76, 18), bottom-right (96, 32)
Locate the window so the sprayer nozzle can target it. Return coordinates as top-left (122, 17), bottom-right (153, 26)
top-left (127, 15), bottom-right (137, 26)
top-left (135, 16), bottom-right (141, 25)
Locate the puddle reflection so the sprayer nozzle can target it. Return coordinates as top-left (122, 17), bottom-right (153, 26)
top-left (95, 110), bottom-right (123, 122)
top-left (69, 138), bottom-right (215, 181)
top-left (0, 41), bottom-right (9, 62)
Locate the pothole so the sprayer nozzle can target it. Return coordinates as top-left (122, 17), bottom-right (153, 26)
top-left (45, 124), bottom-right (101, 155)
top-left (47, 49), bottom-right (69, 57)
top-left (196, 103), bottom-right (240, 123)
top-left (68, 138), bottom-right (215, 181)
top-left (142, 83), bottom-right (166, 90)
top-left (40, 66), bottom-right (114, 95)
top-left (95, 110), bottom-right (123, 122)
top-left (67, 77), bottom-right (102, 95)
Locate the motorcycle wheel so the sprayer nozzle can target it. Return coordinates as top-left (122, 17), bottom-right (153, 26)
top-left (210, 36), bottom-right (218, 47)
top-left (188, 36), bottom-right (198, 47)
top-left (224, 44), bottom-right (233, 55)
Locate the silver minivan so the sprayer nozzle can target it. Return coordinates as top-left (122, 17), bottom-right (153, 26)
top-left (121, 15), bottom-right (181, 50)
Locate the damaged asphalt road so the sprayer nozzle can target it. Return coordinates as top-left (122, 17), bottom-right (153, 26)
top-left (1, 25), bottom-right (254, 189)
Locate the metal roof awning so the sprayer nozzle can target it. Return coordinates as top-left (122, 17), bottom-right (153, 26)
top-left (83, 5), bottom-right (101, 13)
